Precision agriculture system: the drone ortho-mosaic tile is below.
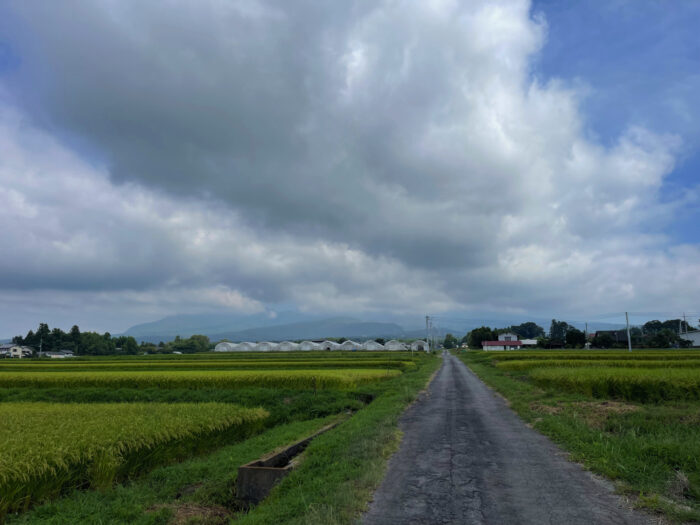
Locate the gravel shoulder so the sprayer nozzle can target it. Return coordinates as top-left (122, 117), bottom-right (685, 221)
top-left (363, 351), bottom-right (655, 525)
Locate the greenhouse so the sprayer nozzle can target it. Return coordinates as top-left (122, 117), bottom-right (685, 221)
top-left (339, 340), bottom-right (361, 351)
top-left (320, 340), bottom-right (340, 351)
top-left (277, 341), bottom-right (299, 351)
top-left (410, 340), bottom-right (429, 352)
top-left (214, 342), bottom-right (237, 352)
top-left (254, 341), bottom-right (278, 352)
top-left (384, 340), bottom-right (407, 351)
top-left (362, 340), bottom-right (385, 351)
top-left (298, 341), bottom-right (320, 351)
top-left (236, 342), bottom-right (256, 352)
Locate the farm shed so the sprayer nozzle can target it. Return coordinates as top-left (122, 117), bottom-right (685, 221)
top-left (277, 341), bottom-right (299, 351)
top-left (362, 340), bottom-right (384, 351)
top-left (320, 340), bottom-right (340, 351)
top-left (482, 340), bottom-right (523, 351)
top-left (236, 342), bottom-right (256, 352)
top-left (255, 342), bottom-right (278, 352)
top-left (682, 330), bottom-right (700, 347)
top-left (214, 342), bottom-right (237, 352)
top-left (384, 340), bottom-right (407, 351)
top-left (339, 340), bottom-right (361, 351)
top-left (298, 341), bottom-right (320, 351)
top-left (410, 340), bottom-right (428, 352)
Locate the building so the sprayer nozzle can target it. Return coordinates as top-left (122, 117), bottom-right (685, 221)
top-left (254, 341), bottom-right (278, 352)
top-left (320, 340), bottom-right (340, 351)
top-left (214, 342), bottom-right (237, 352)
top-left (520, 339), bottom-right (538, 347)
top-left (410, 340), bottom-right (429, 352)
top-left (339, 340), bottom-right (361, 351)
top-left (384, 340), bottom-right (407, 351)
top-left (498, 332), bottom-right (518, 342)
top-left (362, 340), bottom-right (385, 351)
top-left (482, 340), bottom-right (523, 351)
top-left (6, 345), bottom-right (34, 358)
top-left (277, 341), bottom-right (299, 351)
top-left (45, 350), bottom-right (75, 359)
top-left (682, 330), bottom-right (700, 347)
top-left (298, 341), bottom-right (320, 351)
top-left (236, 342), bottom-right (256, 352)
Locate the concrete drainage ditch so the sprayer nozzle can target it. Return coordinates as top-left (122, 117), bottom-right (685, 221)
top-left (236, 421), bottom-right (342, 507)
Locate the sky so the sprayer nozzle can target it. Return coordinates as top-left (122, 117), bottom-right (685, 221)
top-left (0, 0), bottom-right (699, 337)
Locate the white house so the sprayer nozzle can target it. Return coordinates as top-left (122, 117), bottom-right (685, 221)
top-left (362, 340), bottom-right (384, 351)
top-left (277, 341), bottom-right (300, 351)
top-left (482, 340), bottom-right (523, 351)
top-left (214, 342), bottom-right (237, 352)
top-left (339, 340), bottom-right (361, 351)
top-left (384, 340), bottom-right (407, 351)
top-left (410, 340), bottom-right (429, 352)
top-left (298, 341), bottom-right (320, 351)
top-left (498, 332), bottom-right (519, 342)
top-left (320, 340), bottom-right (340, 351)
top-left (682, 330), bottom-right (700, 347)
top-left (236, 342), bottom-right (256, 352)
top-left (254, 341), bottom-right (278, 352)
top-left (9, 346), bottom-right (33, 358)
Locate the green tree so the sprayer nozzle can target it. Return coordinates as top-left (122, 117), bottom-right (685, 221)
top-left (510, 322), bottom-right (545, 339)
top-left (467, 326), bottom-right (496, 349)
top-left (549, 319), bottom-right (569, 343)
top-left (565, 327), bottom-right (586, 348)
top-left (443, 333), bottom-right (458, 349)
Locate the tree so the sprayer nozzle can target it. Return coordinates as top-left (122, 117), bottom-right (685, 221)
top-left (566, 327), bottom-right (586, 348)
top-left (592, 333), bottom-right (614, 348)
top-left (467, 326), bottom-right (496, 349)
top-left (70, 325), bottom-right (81, 343)
top-left (510, 322), bottom-right (545, 339)
top-left (649, 329), bottom-right (679, 348)
top-left (549, 319), bottom-right (569, 343)
top-left (443, 333), bottom-right (458, 349)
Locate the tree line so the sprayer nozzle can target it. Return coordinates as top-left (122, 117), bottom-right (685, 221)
top-left (11, 323), bottom-right (212, 356)
top-left (442, 319), bottom-right (696, 349)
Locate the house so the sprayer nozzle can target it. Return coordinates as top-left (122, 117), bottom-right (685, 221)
top-left (277, 341), bottom-right (299, 351)
top-left (339, 340), bottom-right (361, 351)
top-left (7, 345), bottom-right (33, 358)
top-left (682, 330), bottom-right (700, 347)
top-left (320, 340), bottom-right (340, 351)
top-left (384, 340), bottom-right (407, 351)
top-left (498, 332), bottom-right (518, 342)
top-left (482, 340), bottom-right (523, 351)
top-left (410, 340), bottom-right (429, 352)
top-left (362, 340), bottom-right (385, 351)
top-left (214, 342), bottom-right (237, 352)
top-left (299, 341), bottom-right (320, 351)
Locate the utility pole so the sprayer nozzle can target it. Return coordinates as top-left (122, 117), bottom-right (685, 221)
top-left (39, 337), bottom-right (43, 358)
top-left (683, 313), bottom-right (687, 334)
top-left (425, 315), bottom-right (430, 352)
top-left (585, 322), bottom-right (588, 350)
top-left (625, 312), bottom-right (632, 353)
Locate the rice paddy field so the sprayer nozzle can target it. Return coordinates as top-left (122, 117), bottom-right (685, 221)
top-left (0, 349), bottom-right (439, 524)
top-left (458, 349), bottom-right (700, 522)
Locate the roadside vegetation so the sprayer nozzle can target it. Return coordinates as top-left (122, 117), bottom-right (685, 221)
top-left (1, 350), bottom-right (439, 524)
top-left (457, 349), bottom-right (700, 523)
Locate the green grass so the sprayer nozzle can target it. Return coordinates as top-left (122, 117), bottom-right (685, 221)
top-left (0, 402), bottom-right (267, 521)
top-left (0, 369), bottom-right (401, 390)
top-left (456, 350), bottom-right (700, 522)
top-left (496, 358), bottom-right (700, 371)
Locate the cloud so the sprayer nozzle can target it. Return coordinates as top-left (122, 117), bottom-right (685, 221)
top-left (0, 0), bottom-right (698, 334)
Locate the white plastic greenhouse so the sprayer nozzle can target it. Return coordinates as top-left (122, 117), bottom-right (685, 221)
top-left (362, 340), bottom-right (385, 351)
top-left (384, 340), bottom-right (407, 351)
top-left (254, 341), bottom-right (278, 352)
top-left (339, 340), bottom-right (361, 351)
top-left (214, 342), bottom-right (237, 352)
top-left (320, 340), bottom-right (340, 351)
top-left (410, 340), bottom-right (429, 352)
top-left (298, 341), bottom-right (320, 351)
top-left (236, 342), bottom-right (256, 351)
top-left (277, 341), bottom-right (299, 351)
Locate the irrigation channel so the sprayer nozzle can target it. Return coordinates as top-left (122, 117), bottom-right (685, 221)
top-left (363, 351), bottom-right (653, 525)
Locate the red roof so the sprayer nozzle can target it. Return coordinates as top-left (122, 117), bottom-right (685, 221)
top-left (482, 341), bottom-right (522, 346)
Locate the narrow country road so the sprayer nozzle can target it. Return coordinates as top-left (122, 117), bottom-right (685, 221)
top-left (363, 351), bottom-right (653, 525)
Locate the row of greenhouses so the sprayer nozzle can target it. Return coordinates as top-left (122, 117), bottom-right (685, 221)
top-left (213, 339), bottom-right (429, 352)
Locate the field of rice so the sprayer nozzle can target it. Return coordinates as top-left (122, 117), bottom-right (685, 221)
top-left (0, 368), bottom-right (400, 390)
top-left (485, 349), bottom-right (700, 402)
top-left (0, 402), bottom-right (267, 519)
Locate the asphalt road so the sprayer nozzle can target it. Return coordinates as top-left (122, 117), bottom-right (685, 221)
top-left (363, 351), bottom-right (653, 525)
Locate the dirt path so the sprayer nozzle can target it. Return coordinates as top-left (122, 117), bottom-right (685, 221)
top-left (363, 351), bottom-right (654, 525)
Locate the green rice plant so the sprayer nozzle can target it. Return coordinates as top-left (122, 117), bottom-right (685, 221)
top-left (0, 369), bottom-right (401, 390)
top-left (529, 367), bottom-right (700, 402)
top-left (496, 359), bottom-right (700, 372)
top-left (0, 402), bottom-right (267, 520)
top-left (486, 350), bottom-right (700, 361)
top-left (0, 359), bottom-right (415, 372)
